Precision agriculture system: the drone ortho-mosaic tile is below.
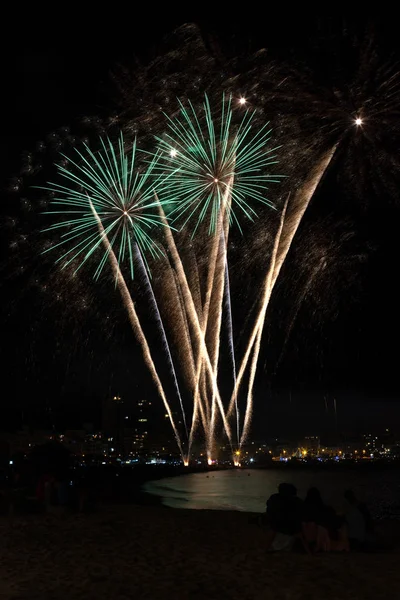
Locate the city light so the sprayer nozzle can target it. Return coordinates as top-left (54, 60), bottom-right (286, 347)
top-left (8, 417), bottom-right (397, 470)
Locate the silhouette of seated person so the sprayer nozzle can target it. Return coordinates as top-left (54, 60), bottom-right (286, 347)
top-left (265, 483), bottom-right (304, 550)
top-left (302, 487), bottom-right (348, 552)
top-left (344, 489), bottom-right (374, 550)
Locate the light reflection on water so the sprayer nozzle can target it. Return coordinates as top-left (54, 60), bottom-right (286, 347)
top-left (143, 468), bottom-right (400, 516)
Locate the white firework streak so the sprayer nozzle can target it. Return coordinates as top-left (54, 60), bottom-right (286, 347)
top-left (224, 254), bottom-right (239, 448)
top-left (170, 265), bottom-right (209, 441)
top-left (155, 196), bottom-right (232, 456)
top-left (238, 146), bottom-right (338, 445)
top-left (207, 212), bottom-right (231, 458)
top-left (133, 242), bottom-right (189, 439)
top-left (238, 196), bottom-right (288, 445)
top-left (194, 180), bottom-right (234, 460)
top-left (89, 198), bottom-right (185, 460)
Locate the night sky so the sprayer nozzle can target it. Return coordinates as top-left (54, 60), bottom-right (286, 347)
top-left (2, 15), bottom-right (400, 436)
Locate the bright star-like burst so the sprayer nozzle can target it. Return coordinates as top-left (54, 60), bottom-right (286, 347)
top-left (156, 94), bottom-right (282, 235)
top-left (40, 134), bottom-right (173, 278)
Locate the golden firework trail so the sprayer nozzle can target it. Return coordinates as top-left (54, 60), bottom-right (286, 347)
top-left (237, 146), bottom-right (338, 445)
top-left (156, 197), bottom-right (232, 456)
top-left (207, 211), bottom-right (232, 457)
top-left (89, 198), bottom-right (185, 460)
top-left (236, 195), bottom-right (288, 445)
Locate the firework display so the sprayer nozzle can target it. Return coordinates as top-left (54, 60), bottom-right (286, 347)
top-left (155, 93), bottom-right (281, 234)
top-left (37, 93), bottom-right (281, 462)
top-left (5, 22), bottom-right (399, 464)
top-left (40, 135), bottom-right (173, 279)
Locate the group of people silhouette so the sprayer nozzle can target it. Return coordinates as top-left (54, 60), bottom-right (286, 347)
top-left (264, 483), bottom-right (374, 553)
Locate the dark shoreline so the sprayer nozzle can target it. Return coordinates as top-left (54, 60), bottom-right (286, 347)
top-left (6, 460), bottom-right (399, 515)
top-left (126, 462), bottom-right (400, 519)
top-left (2, 502), bottom-right (400, 599)
top-left (93, 464), bottom-right (218, 508)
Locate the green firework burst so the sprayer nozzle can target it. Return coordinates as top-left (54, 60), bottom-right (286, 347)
top-left (40, 134), bottom-right (174, 278)
top-left (156, 94), bottom-right (282, 235)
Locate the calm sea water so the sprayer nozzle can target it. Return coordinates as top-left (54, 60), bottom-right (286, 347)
top-left (143, 468), bottom-right (400, 518)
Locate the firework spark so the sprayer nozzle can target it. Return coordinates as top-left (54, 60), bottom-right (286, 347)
top-left (236, 195), bottom-right (288, 446)
top-left (155, 197), bottom-right (232, 455)
top-left (155, 94), bottom-right (281, 457)
top-left (133, 242), bottom-right (188, 438)
top-left (156, 93), bottom-right (282, 235)
top-left (11, 22), bottom-right (394, 465)
top-left (223, 253), bottom-right (239, 447)
top-left (88, 198), bottom-right (185, 459)
top-left (40, 134), bottom-right (191, 455)
top-left (206, 214), bottom-right (230, 459)
top-left (41, 134), bottom-right (173, 279)
top-left (230, 146), bottom-right (338, 446)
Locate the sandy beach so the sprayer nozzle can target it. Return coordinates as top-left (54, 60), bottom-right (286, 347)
top-left (1, 504), bottom-right (400, 600)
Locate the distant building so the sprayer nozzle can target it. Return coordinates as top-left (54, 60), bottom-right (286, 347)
top-left (0, 427), bottom-right (54, 456)
top-left (341, 440), bottom-right (362, 457)
top-left (83, 433), bottom-right (108, 457)
top-left (133, 399), bottom-right (151, 451)
top-left (102, 395), bottom-right (125, 454)
top-left (64, 429), bottom-right (85, 441)
top-left (363, 433), bottom-right (382, 456)
top-left (300, 436), bottom-right (320, 456)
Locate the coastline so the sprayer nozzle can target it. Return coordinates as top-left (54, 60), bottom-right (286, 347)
top-left (87, 464), bottom-right (219, 508)
top-left (1, 503), bottom-right (400, 599)
top-left (131, 463), bottom-right (400, 518)
top-left (2, 464), bottom-right (400, 598)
